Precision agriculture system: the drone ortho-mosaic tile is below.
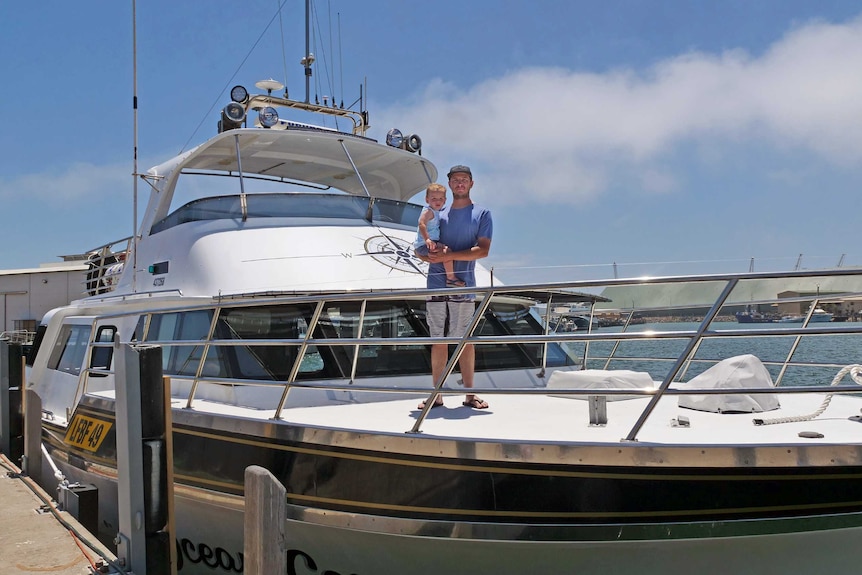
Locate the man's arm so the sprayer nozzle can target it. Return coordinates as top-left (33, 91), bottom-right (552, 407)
top-left (427, 237), bottom-right (491, 263)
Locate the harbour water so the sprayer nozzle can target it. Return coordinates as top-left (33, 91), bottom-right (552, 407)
top-left (570, 321), bottom-right (862, 388)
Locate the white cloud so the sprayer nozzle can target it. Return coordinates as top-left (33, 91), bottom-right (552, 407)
top-left (376, 15), bottom-right (862, 205)
top-left (7, 15), bottom-right (862, 217)
top-left (0, 162), bottom-right (129, 202)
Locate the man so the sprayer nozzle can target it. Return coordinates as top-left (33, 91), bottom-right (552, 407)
top-left (419, 165), bottom-right (493, 410)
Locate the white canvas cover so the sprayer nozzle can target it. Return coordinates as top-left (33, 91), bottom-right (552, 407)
top-left (676, 354), bottom-right (780, 413)
top-left (547, 369), bottom-right (656, 401)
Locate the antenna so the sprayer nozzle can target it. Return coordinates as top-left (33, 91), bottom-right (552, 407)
top-left (338, 12), bottom-right (344, 107)
top-left (794, 254), bottom-right (803, 271)
top-left (277, 0), bottom-right (289, 98)
top-left (131, 0), bottom-right (138, 293)
top-left (303, 0), bottom-right (313, 103)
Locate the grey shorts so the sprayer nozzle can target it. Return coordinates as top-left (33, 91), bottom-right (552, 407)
top-left (427, 300), bottom-right (476, 337)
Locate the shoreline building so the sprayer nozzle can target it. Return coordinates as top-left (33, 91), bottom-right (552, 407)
top-left (0, 256), bottom-right (89, 339)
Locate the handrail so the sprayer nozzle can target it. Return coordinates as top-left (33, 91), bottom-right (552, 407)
top-left (74, 268), bottom-right (862, 439)
top-left (82, 237), bottom-right (133, 296)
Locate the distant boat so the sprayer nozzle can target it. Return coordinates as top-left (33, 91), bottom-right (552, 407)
top-left (735, 310), bottom-right (779, 323)
top-left (777, 308), bottom-right (833, 323)
top-left (551, 314), bottom-right (599, 332)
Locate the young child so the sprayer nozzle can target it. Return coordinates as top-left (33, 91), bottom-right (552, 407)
top-left (413, 183), bottom-right (465, 287)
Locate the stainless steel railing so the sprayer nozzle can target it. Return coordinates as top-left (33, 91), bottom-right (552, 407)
top-left (78, 268), bottom-right (862, 437)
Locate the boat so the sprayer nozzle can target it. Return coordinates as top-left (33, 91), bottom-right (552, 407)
top-left (734, 307), bottom-right (779, 323)
top-left (23, 14), bottom-right (862, 575)
top-left (777, 307), bottom-right (834, 323)
top-left (550, 314), bottom-right (597, 332)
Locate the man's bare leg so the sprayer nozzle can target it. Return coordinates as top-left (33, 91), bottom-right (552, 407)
top-left (460, 344), bottom-right (488, 408)
top-left (419, 343), bottom-right (448, 408)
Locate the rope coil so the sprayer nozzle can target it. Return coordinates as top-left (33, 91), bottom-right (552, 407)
top-left (754, 364), bottom-right (862, 425)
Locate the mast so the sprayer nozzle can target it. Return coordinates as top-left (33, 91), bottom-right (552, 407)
top-left (131, 0), bottom-right (139, 292)
top-left (304, 0), bottom-right (312, 103)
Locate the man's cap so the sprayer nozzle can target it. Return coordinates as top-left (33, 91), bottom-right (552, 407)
top-left (447, 165), bottom-right (472, 178)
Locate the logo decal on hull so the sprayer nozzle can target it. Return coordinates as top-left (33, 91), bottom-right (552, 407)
top-left (363, 234), bottom-right (427, 274)
top-left (175, 538), bottom-right (360, 574)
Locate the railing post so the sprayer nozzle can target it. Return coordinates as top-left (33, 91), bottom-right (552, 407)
top-left (244, 465), bottom-right (287, 575)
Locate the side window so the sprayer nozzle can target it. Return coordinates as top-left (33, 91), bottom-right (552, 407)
top-left (89, 325), bottom-right (117, 377)
top-left (216, 304), bottom-right (318, 380)
top-left (147, 310), bottom-right (213, 376)
top-left (131, 315), bottom-right (147, 342)
top-left (48, 325), bottom-right (92, 376)
top-left (338, 301), bottom-right (431, 378)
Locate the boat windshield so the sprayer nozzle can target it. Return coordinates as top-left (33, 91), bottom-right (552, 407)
top-left (151, 193), bottom-right (423, 234)
top-left (139, 298), bottom-right (579, 381)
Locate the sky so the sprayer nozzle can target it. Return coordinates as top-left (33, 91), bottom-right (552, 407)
top-left (2, 0), bottom-right (862, 284)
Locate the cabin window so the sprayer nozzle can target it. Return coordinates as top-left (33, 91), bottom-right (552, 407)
top-left (475, 303), bottom-right (579, 369)
top-left (338, 301), bottom-right (431, 377)
top-left (139, 299), bottom-right (578, 382)
top-left (146, 310), bottom-right (215, 376)
top-left (185, 302), bottom-right (429, 381)
top-left (26, 324), bottom-right (48, 367)
top-left (131, 316), bottom-right (146, 342)
top-left (150, 193), bottom-right (425, 234)
top-left (88, 325), bottom-right (117, 377)
top-left (215, 304), bottom-right (324, 380)
top-left (48, 324), bottom-right (92, 376)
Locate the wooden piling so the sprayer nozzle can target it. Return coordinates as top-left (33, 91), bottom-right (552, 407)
top-left (244, 465), bottom-right (287, 575)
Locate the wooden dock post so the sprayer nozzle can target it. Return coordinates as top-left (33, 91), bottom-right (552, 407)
top-left (0, 341), bottom-right (23, 462)
top-left (22, 389), bottom-right (42, 484)
top-left (244, 465), bottom-right (287, 575)
top-left (115, 342), bottom-right (175, 575)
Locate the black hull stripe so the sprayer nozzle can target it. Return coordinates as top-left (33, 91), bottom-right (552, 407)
top-left (50, 402), bottom-right (862, 524)
top-left (175, 427), bottom-right (862, 482)
top-left (284, 492), bottom-right (862, 520)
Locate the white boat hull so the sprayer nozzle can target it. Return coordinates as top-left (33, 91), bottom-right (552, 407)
top-left (282, 516), bottom-right (862, 575)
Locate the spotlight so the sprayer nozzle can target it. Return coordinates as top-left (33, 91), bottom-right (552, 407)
top-left (385, 128), bottom-right (421, 153)
top-left (259, 106), bottom-right (279, 128)
top-left (405, 134), bottom-right (421, 153)
top-left (219, 102), bottom-right (246, 132)
top-left (386, 128), bottom-right (403, 148)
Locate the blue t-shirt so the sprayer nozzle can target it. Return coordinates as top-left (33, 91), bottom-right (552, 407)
top-left (426, 203), bottom-right (493, 289)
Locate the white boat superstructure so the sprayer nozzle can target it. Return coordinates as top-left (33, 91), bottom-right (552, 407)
top-left (778, 306), bottom-right (834, 323)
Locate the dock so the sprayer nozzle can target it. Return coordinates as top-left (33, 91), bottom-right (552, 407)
top-left (0, 454), bottom-right (117, 574)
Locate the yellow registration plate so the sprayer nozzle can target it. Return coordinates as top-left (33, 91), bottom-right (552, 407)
top-left (64, 414), bottom-right (112, 452)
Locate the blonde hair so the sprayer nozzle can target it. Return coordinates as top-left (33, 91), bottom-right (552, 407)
top-left (425, 183), bottom-right (446, 197)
